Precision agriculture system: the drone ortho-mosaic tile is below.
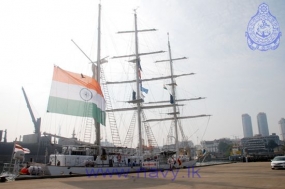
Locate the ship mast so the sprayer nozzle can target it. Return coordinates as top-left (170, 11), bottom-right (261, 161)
top-left (133, 11), bottom-right (143, 156)
top-left (167, 33), bottom-right (179, 161)
top-left (72, 3), bottom-right (123, 148)
top-left (112, 10), bottom-right (164, 156)
top-left (94, 3), bottom-right (101, 152)
top-left (146, 33), bottom-right (211, 161)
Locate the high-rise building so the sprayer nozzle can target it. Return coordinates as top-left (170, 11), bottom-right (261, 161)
top-left (242, 114), bottom-right (253, 137)
top-left (257, 112), bottom-right (269, 136)
top-left (279, 118), bottom-right (285, 141)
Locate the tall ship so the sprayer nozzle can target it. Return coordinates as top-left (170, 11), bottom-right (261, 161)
top-left (1, 3), bottom-right (210, 178)
top-left (45, 4), bottom-right (210, 176)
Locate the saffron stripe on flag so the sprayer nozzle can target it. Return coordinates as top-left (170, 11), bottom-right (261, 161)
top-left (52, 66), bottom-right (104, 97)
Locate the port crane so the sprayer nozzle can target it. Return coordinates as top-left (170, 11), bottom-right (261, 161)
top-left (22, 87), bottom-right (41, 142)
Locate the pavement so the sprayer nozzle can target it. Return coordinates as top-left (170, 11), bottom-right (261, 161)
top-left (1, 162), bottom-right (284, 189)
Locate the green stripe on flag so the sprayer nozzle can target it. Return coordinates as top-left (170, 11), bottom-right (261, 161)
top-left (47, 96), bottom-right (106, 125)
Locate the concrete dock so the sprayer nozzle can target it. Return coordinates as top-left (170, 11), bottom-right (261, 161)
top-left (1, 162), bottom-right (284, 189)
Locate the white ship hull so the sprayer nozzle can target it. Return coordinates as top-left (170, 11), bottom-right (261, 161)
top-left (47, 165), bottom-right (137, 176)
top-left (46, 160), bottom-right (197, 176)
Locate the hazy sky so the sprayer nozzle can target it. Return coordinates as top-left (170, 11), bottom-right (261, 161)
top-left (0, 0), bottom-right (284, 146)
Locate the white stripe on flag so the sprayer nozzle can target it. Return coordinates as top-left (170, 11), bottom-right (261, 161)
top-left (14, 144), bottom-right (30, 154)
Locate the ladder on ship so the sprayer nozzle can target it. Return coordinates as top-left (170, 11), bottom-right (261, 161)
top-left (167, 121), bottom-right (174, 145)
top-left (83, 103), bottom-right (94, 143)
top-left (123, 111), bottom-right (136, 147)
top-left (167, 119), bottom-right (189, 148)
top-left (123, 109), bottom-right (159, 149)
top-left (178, 119), bottom-right (189, 148)
top-left (142, 110), bottom-right (159, 148)
top-left (100, 67), bottom-right (122, 147)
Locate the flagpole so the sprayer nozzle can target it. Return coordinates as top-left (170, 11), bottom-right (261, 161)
top-left (8, 138), bottom-right (17, 174)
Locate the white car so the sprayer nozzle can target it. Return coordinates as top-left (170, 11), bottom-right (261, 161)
top-left (271, 156), bottom-right (285, 169)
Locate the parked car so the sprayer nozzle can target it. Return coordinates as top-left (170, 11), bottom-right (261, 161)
top-left (271, 156), bottom-right (285, 169)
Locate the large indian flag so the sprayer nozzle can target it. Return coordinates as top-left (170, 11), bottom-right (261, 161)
top-left (47, 66), bottom-right (106, 125)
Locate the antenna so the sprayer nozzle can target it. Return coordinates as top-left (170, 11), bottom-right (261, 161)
top-left (72, 128), bottom-right (76, 139)
top-left (58, 125), bottom-right (61, 136)
top-left (134, 6), bottom-right (139, 13)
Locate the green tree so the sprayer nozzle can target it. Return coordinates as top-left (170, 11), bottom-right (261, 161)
top-left (267, 140), bottom-right (278, 151)
top-left (218, 142), bottom-right (232, 157)
top-left (218, 142), bottom-right (228, 153)
top-left (282, 145), bottom-right (285, 155)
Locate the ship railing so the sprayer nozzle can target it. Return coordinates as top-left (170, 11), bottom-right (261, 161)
top-left (0, 163), bottom-right (22, 180)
